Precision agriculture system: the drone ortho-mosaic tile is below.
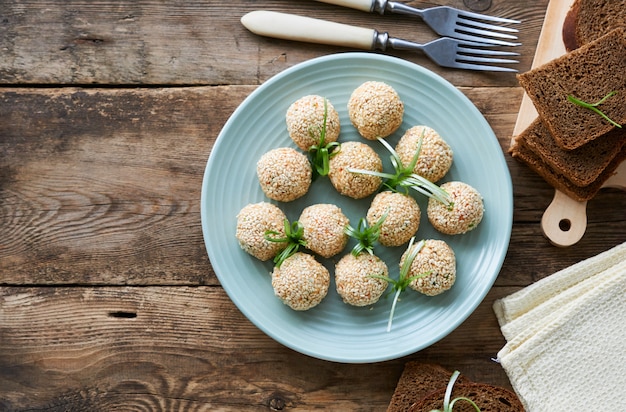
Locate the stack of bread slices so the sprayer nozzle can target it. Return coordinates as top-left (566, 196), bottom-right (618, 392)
top-left (510, 0), bottom-right (626, 202)
top-left (386, 362), bottom-right (524, 412)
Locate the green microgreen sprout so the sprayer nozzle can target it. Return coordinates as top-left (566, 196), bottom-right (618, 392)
top-left (264, 219), bottom-right (306, 268)
top-left (344, 210), bottom-right (388, 257)
top-left (308, 98), bottom-right (341, 178)
top-left (370, 238), bottom-right (431, 332)
top-left (348, 132), bottom-right (452, 207)
top-left (568, 91), bottom-right (622, 128)
top-left (429, 370), bottom-right (481, 412)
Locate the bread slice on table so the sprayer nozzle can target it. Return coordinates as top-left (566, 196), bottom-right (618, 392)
top-left (519, 118), bottom-right (626, 187)
top-left (574, 0), bottom-right (626, 46)
top-left (509, 137), bottom-right (626, 202)
top-left (407, 383), bottom-right (524, 412)
top-left (386, 363), bottom-right (469, 412)
top-left (517, 28), bottom-right (626, 150)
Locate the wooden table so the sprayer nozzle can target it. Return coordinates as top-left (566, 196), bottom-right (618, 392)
top-left (1, 1), bottom-right (624, 410)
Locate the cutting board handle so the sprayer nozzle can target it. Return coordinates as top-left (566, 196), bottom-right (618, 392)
top-left (541, 190), bottom-right (587, 247)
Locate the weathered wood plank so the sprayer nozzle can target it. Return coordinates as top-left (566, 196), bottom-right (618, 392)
top-left (0, 285), bottom-right (518, 411)
top-left (4, 1), bottom-right (623, 411)
top-left (0, 85), bottom-right (515, 286)
top-left (0, 86), bottom-right (251, 285)
top-left (0, 0), bottom-right (547, 86)
top-left (2, 85), bottom-right (624, 286)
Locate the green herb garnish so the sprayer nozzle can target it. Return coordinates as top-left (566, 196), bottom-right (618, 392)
top-left (308, 98), bottom-right (341, 178)
top-left (264, 219), bottom-right (306, 268)
top-left (370, 238), bottom-right (430, 332)
top-left (568, 91), bottom-right (622, 128)
top-left (348, 133), bottom-right (452, 207)
top-left (344, 210), bottom-right (388, 257)
top-left (429, 370), bottom-right (481, 412)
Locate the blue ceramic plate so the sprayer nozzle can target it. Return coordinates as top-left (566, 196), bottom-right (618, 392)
top-left (201, 53), bottom-right (512, 363)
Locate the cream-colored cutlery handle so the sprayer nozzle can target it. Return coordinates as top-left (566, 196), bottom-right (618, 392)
top-left (241, 11), bottom-right (375, 50)
top-left (313, 0), bottom-right (375, 12)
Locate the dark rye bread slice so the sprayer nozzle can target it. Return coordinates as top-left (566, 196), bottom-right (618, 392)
top-left (520, 117), bottom-right (626, 186)
top-left (386, 363), bottom-right (469, 412)
top-left (575, 0), bottom-right (626, 46)
top-left (407, 383), bottom-right (525, 412)
top-left (510, 137), bottom-right (626, 201)
top-left (517, 28), bottom-right (626, 150)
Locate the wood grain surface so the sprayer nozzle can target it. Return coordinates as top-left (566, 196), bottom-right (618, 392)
top-left (0, 0), bottom-right (538, 87)
top-left (1, 0), bottom-right (625, 410)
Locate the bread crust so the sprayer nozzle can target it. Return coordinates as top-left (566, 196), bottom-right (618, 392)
top-left (519, 118), bottom-right (626, 187)
top-left (510, 137), bottom-right (626, 202)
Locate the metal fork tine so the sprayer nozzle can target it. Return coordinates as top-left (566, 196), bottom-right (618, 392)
top-left (457, 46), bottom-right (520, 57)
top-left (455, 9), bottom-right (521, 25)
top-left (397, 37), bottom-right (520, 71)
top-left (456, 16), bottom-right (519, 34)
top-left (456, 45), bottom-right (519, 65)
top-left (455, 31), bottom-right (522, 47)
top-left (453, 62), bottom-right (518, 72)
top-left (458, 55), bottom-right (519, 65)
top-left (456, 44), bottom-right (519, 65)
top-left (456, 25), bottom-right (519, 40)
top-left (449, 32), bottom-right (521, 47)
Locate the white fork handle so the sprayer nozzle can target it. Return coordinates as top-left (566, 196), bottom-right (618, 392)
top-left (313, 0), bottom-right (375, 12)
top-left (240, 11), bottom-right (375, 50)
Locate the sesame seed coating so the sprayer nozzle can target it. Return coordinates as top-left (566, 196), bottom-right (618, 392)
top-left (272, 252), bottom-right (330, 311)
top-left (347, 81), bottom-right (404, 140)
top-left (257, 147), bottom-right (312, 202)
top-left (401, 239), bottom-right (456, 296)
top-left (299, 203), bottom-right (349, 258)
top-left (395, 125), bottom-right (453, 182)
top-left (236, 202), bottom-right (288, 261)
top-left (328, 141), bottom-right (383, 199)
top-left (335, 253), bottom-right (389, 306)
top-left (286, 95), bottom-right (341, 151)
top-left (427, 181), bottom-right (484, 235)
top-left (366, 191), bottom-right (421, 247)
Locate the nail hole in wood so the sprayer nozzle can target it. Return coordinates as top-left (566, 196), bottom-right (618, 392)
top-left (268, 395), bottom-right (286, 410)
top-left (559, 219), bottom-right (572, 232)
top-left (108, 311), bottom-right (137, 319)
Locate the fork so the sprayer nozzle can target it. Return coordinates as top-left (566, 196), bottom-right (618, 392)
top-left (315, 0), bottom-right (521, 46)
top-left (241, 11), bottom-right (519, 72)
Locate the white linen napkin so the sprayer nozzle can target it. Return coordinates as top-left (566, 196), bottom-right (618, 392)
top-left (493, 241), bottom-right (626, 411)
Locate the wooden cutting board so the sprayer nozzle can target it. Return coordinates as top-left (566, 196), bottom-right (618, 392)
top-left (512, 0), bottom-right (626, 247)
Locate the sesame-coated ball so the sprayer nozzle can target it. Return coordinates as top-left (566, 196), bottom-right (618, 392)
top-left (335, 253), bottom-right (389, 306)
top-left (272, 252), bottom-right (330, 311)
top-left (286, 95), bottom-right (341, 151)
top-left (299, 204), bottom-right (349, 258)
top-left (395, 125), bottom-right (453, 182)
top-left (427, 181), bottom-right (484, 235)
top-left (347, 81), bottom-right (404, 140)
top-left (236, 202), bottom-right (287, 261)
top-left (401, 239), bottom-right (456, 296)
top-left (366, 191), bottom-right (421, 247)
top-left (328, 141), bottom-right (383, 199)
top-left (257, 147), bottom-right (312, 202)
